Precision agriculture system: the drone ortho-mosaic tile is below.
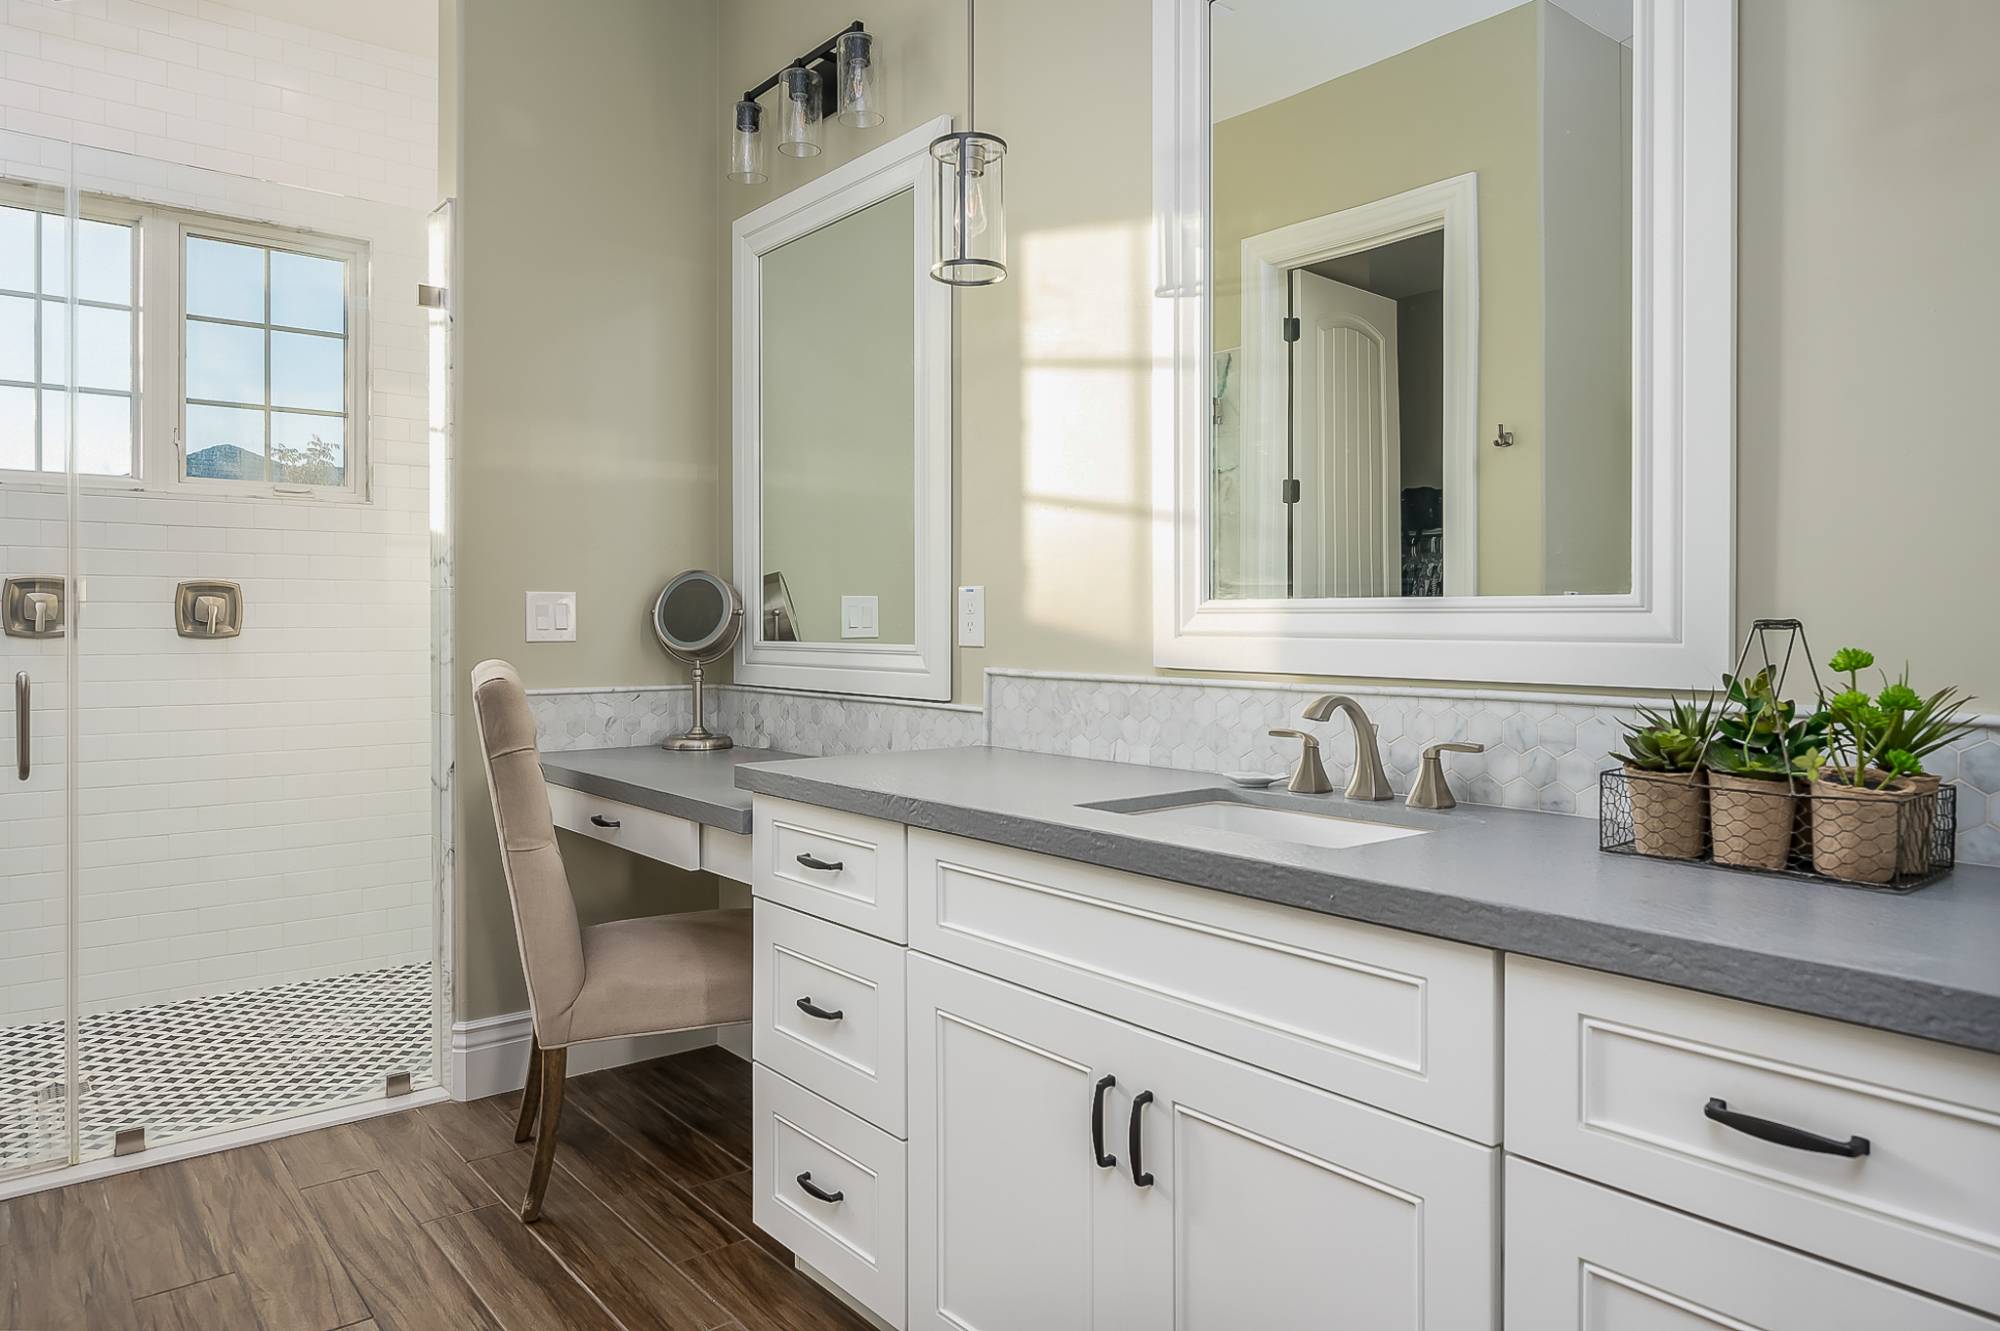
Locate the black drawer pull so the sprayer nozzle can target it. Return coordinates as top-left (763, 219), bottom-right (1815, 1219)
top-left (796, 1172), bottom-right (844, 1204)
top-left (1091, 1075), bottom-right (1118, 1169)
top-left (796, 852), bottom-right (844, 872)
top-left (1128, 1089), bottom-right (1154, 1187)
top-left (589, 814), bottom-right (621, 829)
top-left (1704, 1098), bottom-right (1870, 1158)
top-left (796, 996), bottom-right (844, 1022)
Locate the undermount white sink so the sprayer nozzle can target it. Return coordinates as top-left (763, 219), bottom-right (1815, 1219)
top-left (1127, 800), bottom-right (1428, 851)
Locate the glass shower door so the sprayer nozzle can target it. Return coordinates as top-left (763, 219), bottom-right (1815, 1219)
top-left (0, 165), bottom-right (78, 1178)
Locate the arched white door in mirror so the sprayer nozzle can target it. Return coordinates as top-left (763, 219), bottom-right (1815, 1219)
top-left (733, 118), bottom-right (954, 700)
top-left (1154, 0), bottom-right (1735, 687)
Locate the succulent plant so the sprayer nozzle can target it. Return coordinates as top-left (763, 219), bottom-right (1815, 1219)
top-left (1706, 668), bottom-right (1827, 781)
top-left (1824, 649), bottom-right (1977, 786)
top-left (1614, 688), bottom-right (1718, 773)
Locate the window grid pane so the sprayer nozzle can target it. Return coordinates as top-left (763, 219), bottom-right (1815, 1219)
top-left (182, 233), bottom-right (348, 488)
top-left (0, 207), bottom-right (136, 476)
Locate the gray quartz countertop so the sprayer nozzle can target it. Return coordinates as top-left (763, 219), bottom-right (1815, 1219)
top-left (735, 746), bottom-right (2000, 1054)
top-left (541, 745), bottom-right (801, 834)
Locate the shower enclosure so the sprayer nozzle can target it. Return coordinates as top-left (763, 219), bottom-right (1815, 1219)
top-left (1, 105), bottom-right (444, 1182)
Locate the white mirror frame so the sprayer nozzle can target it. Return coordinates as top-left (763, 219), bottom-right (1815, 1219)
top-left (1153, 0), bottom-right (1737, 688)
top-left (732, 117), bottom-right (954, 700)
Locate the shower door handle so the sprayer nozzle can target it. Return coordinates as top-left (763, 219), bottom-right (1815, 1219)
top-left (14, 672), bottom-right (27, 780)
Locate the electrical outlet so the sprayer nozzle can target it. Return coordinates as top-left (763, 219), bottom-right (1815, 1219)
top-left (525, 591), bottom-right (576, 643)
top-left (958, 585), bottom-right (985, 647)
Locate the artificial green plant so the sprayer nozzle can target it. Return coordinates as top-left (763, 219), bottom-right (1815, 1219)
top-left (1704, 668), bottom-right (1828, 781)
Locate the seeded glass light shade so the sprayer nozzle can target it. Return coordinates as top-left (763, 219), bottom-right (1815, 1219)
top-left (836, 30), bottom-right (882, 128)
top-left (930, 130), bottom-right (1007, 286)
top-left (727, 99), bottom-right (767, 184)
top-left (778, 64), bottom-right (822, 158)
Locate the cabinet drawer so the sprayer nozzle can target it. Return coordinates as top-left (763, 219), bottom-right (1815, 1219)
top-left (1507, 956), bottom-right (2000, 1315)
top-left (753, 797), bottom-right (907, 942)
top-left (546, 784), bottom-right (699, 869)
top-left (753, 1064), bottom-right (907, 1330)
top-left (753, 900), bottom-right (906, 1137)
top-left (1506, 1158), bottom-right (1996, 1330)
top-left (907, 830), bottom-right (1500, 1142)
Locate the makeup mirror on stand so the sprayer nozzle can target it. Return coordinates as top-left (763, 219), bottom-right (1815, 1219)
top-left (652, 570), bottom-right (744, 751)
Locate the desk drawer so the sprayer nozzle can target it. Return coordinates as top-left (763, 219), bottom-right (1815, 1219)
top-left (908, 829), bottom-right (1500, 1143)
top-left (753, 797), bottom-right (907, 943)
top-left (546, 785), bottom-right (699, 869)
top-left (754, 900), bottom-right (906, 1136)
top-left (753, 1064), bottom-right (906, 1330)
top-left (1506, 1158), bottom-right (1996, 1330)
top-left (1507, 956), bottom-right (2000, 1315)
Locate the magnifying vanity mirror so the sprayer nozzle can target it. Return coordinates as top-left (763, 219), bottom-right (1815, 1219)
top-left (652, 569), bottom-right (744, 751)
top-left (1154, 0), bottom-right (1736, 687)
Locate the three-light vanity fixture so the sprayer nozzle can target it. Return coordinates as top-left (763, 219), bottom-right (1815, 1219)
top-left (727, 8), bottom-right (1008, 288)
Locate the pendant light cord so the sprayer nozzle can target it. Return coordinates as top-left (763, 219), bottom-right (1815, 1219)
top-left (965, 0), bottom-right (976, 128)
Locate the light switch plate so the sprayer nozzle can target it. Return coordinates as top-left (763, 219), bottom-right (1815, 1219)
top-left (525, 591), bottom-right (576, 643)
top-left (958, 585), bottom-right (985, 647)
top-left (840, 594), bottom-right (879, 639)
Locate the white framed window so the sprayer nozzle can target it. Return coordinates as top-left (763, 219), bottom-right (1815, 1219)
top-left (0, 184), bottom-right (370, 502)
top-left (0, 187), bottom-right (141, 478)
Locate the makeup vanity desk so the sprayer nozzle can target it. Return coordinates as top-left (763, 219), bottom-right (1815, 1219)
top-left (539, 744), bottom-right (799, 883)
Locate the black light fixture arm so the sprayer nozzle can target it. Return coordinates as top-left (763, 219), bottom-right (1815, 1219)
top-left (741, 19), bottom-right (865, 113)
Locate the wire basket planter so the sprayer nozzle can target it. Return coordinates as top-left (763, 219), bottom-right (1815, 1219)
top-left (1599, 618), bottom-right (1962, 893)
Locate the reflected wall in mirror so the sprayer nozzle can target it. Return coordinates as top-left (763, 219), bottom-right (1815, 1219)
top-left (1209, 0), bottom-right (1634, 601)
top-left (760, 189), bottom-right (917, 644)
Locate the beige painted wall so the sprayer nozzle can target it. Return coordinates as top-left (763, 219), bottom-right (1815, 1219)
top-left (759, 191), bottom-right (919, 644)
top-left (1211, 5), bottom-right (1545, 593)
top-left (450, 0), bottom-right (723, 1022)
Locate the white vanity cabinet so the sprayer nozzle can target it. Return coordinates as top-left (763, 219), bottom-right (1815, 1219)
top-left (906, 953), bottom-right (1498, 1331)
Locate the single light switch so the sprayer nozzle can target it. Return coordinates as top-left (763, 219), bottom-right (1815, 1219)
top-left (525, 591), bottom-right (577, 643)
top-left (958, 585), bottom-right (985, 647)
top-left (841, 594), bottom-right (879, 639)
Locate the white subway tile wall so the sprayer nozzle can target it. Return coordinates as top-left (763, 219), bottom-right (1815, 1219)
top-left (0, 0), bottom-right (436, 1024)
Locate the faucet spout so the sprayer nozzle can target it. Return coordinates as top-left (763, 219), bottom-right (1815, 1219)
top-left (1299, 695), bottom-right (1393, 801)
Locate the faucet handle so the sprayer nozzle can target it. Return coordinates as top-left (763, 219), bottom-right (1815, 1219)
top-left (1409, 741), bottom-right (1485, 810)
top-left (1268, 729), bottom-right (1333, 794)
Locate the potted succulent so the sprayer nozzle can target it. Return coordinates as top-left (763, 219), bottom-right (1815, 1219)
top-left (1612, 691), bottom-right (1716, 860)
top-left (1813, 649), bottom-right (1973, 883)
top-left (1703, 669), bottom-right (1827, 871)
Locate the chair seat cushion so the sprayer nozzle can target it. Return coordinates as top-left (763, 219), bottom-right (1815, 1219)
top-left (563, 908), bottom-right (752, 1046)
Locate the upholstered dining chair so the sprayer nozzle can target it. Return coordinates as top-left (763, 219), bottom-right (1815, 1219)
top-left (470, 658), bottom-right (752, 1221)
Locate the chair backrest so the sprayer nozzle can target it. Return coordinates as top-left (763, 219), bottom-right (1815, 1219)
top-left (470, 658), bottom-right (586, 1043)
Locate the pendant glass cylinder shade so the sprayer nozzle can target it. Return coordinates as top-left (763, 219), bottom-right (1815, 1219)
top-left (930, 131), bottom-right (1007, 286)
top-left (728, 99), bottom-right (767, 184)
top-left (778, 64), bottom-right (822, 158)
top-left (836, 30), bottom-right (881, 128)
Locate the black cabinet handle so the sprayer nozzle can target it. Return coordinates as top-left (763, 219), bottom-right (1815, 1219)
top-left (1705, 1098), bottom-right (1870, 1158)
top-left (796, 996), bottom-right (844, 1022)
top-left (796, 1172), bottom-right (844, 1204)
top-left (796, 852), bottom-right (844, 872)
top-left (1128, 1090), bottom-right (1154, 1187)
top-left (589, 814), bottom-right (621, 829)
top-left (1091, 1075), bottom-right (1118, 1169)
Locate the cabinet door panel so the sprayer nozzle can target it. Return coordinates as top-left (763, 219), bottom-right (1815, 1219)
top-left (1505, 1158), bottom-right (1998, 1331)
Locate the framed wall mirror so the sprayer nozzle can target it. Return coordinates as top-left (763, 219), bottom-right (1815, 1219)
top-left (1153, 0), bottom-right (1736, 686)
top-left (733, 118), bottom-right (953, 700)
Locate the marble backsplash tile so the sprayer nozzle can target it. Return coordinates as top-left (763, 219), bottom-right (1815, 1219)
top-left (525, 671), bottom-right (2000, 868)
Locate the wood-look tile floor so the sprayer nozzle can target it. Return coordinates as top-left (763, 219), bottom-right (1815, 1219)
top-left (0, 1047), bottom-right (874, 1331)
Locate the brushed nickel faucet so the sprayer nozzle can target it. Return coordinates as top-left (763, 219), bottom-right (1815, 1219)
top-left (1299, 695), bottom-right (1393, 801)
top-left (1408, 741), bottom-right (1486, 809)
top-left (1267, 728), bottom-right (1333, 794)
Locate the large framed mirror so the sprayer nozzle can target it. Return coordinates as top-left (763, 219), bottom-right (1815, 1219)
top-left (1153, 0), bottom-right (1736, 686)
top-left (732, 118), bottom-right (953, 699)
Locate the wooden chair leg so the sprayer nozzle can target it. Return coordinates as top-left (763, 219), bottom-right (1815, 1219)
top-left (520, 1044), bottom-right (566, 1223)
top-left (514, 1036), bottom-right (544, 1143)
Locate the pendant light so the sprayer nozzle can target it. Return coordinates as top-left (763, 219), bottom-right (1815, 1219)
top-left (727, 99), bottom-right (768, 184)
top-left (778, 63), bottom-right (823, 158)
top-left (930, 0), bottom-right (1007, 286)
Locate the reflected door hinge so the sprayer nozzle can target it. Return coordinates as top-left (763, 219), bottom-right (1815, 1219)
top-left (1282, 316), bottom-right (1301, 343)
top-left (416, 284), bottom-right (448, 310)
top-left (1280, 478), bottom-right (1301, 504)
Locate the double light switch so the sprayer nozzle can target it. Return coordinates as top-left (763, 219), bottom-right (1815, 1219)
top-left (525, 591), bottom-right (577, 643)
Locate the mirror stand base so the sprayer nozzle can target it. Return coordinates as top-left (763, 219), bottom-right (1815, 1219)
top-left (662, 730), bottom-right (734, 752)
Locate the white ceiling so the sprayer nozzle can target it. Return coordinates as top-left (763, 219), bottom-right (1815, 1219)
top-left (1210, 0), bottom-right (1631, 123)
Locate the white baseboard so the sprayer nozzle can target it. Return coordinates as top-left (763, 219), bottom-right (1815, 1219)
top-left (449, 1011), bottom-right (732, 1101)
top-left (716, 1022), bottom-right (752, 1061)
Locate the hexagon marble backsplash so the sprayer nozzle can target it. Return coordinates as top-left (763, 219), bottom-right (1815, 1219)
top-left (527, 670), bottom-right (2000, 868)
